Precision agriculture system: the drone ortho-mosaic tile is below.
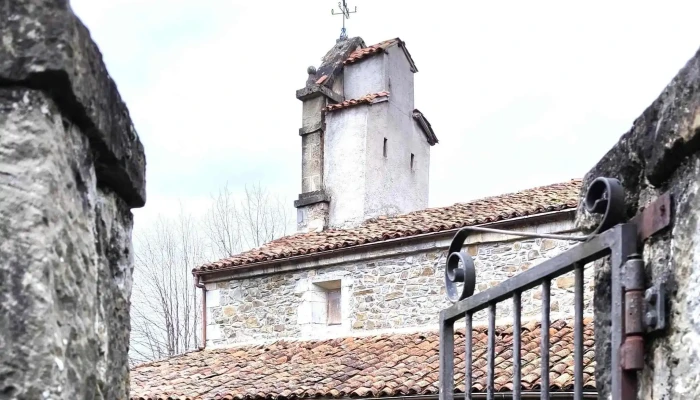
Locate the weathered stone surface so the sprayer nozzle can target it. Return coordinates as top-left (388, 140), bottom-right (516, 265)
top-left (578, 46), bottom-right (700, 399)
top-left (556, 276), bottom-right (575, 289)
top-left (302, 37), bottom-right (364, 90)
top-left (0, 0), bottom-right (146, 207)
top-left (223, 306), bottom-right (236, 317)
top-left (0, 88), bottom-right (135, 399)
top-left (206, 236), bottom-right (590, 346)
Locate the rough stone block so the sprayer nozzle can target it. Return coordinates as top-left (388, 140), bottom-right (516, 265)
top-left (0, 88), bottom-right (134, 399)
top-left (223, 306), bottom-right (236, 317)
top-left (0, 0), bottom-right (146, 207)
top-left (540, 239), bottom-right (557, 251)
top-left (556, 276), bottom-right (575, 289)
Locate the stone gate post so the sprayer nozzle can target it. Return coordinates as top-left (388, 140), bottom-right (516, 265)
top-left (577, 47), bottom-right (700, 399)
top-left (0, 1), bottom-right (146, 398)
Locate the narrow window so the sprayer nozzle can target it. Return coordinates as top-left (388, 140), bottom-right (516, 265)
top-left (327, 289), bottom-right (341, 325)
top-left (383, 138), bottom-right (388, 158)
top-left (410, 153), bottom-right (415, 170)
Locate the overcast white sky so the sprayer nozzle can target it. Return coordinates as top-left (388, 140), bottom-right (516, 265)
top-left (71, 0), bottom-right (700, 233)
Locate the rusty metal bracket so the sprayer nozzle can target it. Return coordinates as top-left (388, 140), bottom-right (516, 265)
top-left (630, 192), bottom-right (672, 243)
top-left (644, 283), bottom-right (666, 332)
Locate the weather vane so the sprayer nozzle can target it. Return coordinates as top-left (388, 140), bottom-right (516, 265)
top-left (331, 0), bottom-right (357, 41)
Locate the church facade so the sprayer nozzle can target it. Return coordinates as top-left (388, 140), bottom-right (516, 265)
top-left (199, 180), bottom-right (586, 347)
top-left (131, 37), bottom-right (595, 400)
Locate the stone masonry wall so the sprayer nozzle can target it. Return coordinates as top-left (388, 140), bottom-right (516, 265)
top-left (0, 2), bottom-right (146, 399)
top-left (578, 47), bottom-right (700, 400)
top-left (208, 232), bottom-right (593, 346)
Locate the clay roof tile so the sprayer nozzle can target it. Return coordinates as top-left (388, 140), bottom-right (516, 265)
top-left (131, 319), bottom-right (595, 399)
top-left (194, 180), bottom-right (582, 274)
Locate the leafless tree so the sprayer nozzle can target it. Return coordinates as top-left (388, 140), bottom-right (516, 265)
top-left (129, 208), bottom-right (205, 365)
top-left (129, 184), bottom-right (293, 364)
top-left (205, 182), bottom-right (292, 258)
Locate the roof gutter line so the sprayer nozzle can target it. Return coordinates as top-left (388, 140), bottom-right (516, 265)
top-left (195, 208), bottom-right (577, 279)
top-left (350, 392), bottom-right (597, 400)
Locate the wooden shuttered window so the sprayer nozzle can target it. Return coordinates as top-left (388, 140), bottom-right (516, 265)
top-left (327, 289), bottom-right (341, 325)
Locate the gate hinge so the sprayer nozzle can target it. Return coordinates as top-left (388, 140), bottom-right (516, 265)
top-left (619, 255), bottom-right (667, 371)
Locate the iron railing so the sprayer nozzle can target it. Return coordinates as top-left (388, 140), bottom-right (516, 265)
top-left (438, 178), bottom-right (671, 400)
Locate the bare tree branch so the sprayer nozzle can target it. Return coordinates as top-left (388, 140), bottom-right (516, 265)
top-left (129, 207), bottom-right (205, 365)
top-left (130, 183), bottom-right (293, 364)
top-left (205, 182), bottom-right (292, 259)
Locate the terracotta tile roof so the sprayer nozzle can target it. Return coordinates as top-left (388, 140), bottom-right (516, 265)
top-left (323, 91), bottom-right (390, 113)
top-left (345, 38), bottom-right (400, 64)
top-left (130, 318), bottom-right (595, 400)
top-left (344, 38), bottom-right (418, 72)
top-left (194, 180), bottom-right (582, 274)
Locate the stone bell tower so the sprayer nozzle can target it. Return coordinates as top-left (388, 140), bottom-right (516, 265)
top-left (294, 37), bottom-right (438, 232)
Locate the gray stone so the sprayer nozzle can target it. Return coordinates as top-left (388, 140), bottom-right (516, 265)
top-left (207, 236), bottom-right (590, 346)
top-left (0, 11), bottom-right (143, 399)
top-left (0, 0), bottom-right (146, 207)
top-left (0, 88), bottom-right (138, 398)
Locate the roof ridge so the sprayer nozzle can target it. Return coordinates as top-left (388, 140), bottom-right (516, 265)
top-left (370, 178), bottom-right (582, 219)
top-left (452, 178), bottom-right (583, 207)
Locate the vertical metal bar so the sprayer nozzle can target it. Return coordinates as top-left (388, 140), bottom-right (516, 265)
top-left (487, 303), bottom-right (496, 400)
top-left (465, 313), bottom-right (472, 400)
top-left (574, 263), bottom-right (584, 400)
top-left (611, 224), bottom-right (640, 400)
top-left (439, 311), bottom-right (455, 400)
top-left (541, 279), bottom-right (551, 400)
top-left (513, 292), bottom-right (522, 399)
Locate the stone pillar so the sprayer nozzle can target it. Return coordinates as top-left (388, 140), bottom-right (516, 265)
top-left (0, 2), bottom-right (146, 399)
top-left (577, 47), bottom-right (700, 399)
top-left (294, 84), bottom-right (337, 232)
top-left (293, 38), bottom-right (364, 232)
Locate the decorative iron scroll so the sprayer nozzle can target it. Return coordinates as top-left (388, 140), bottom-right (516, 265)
top-left (444, 177), bottom-right (625, 303)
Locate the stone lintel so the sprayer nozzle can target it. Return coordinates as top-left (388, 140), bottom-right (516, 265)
top-left (0, 1), bottom-right (146, 208)
top-left (296, 85), bottom-right (343, 104)
top-left (294, 190), bottom-right (330, 208)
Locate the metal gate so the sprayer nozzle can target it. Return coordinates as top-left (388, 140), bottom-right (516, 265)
top-left (438, 177), bottom-right (671, 400)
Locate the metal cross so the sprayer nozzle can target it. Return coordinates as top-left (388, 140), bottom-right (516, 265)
top-left (331, 0), bottom-right (357, 40)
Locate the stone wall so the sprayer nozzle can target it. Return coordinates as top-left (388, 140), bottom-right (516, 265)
top-left (0, 2), bottom-right (145, 399)
top-left (207, 221), bottom-right (592, 346)
top-left (579, 46), bottom-right (700, 400)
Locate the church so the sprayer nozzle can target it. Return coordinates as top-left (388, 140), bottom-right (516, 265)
top-left (131, 35), bottom-right (596, 400)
